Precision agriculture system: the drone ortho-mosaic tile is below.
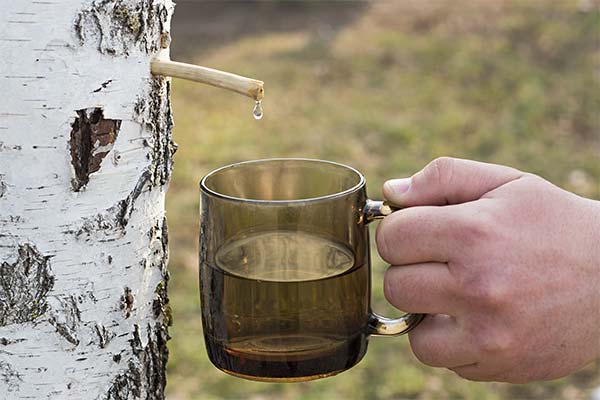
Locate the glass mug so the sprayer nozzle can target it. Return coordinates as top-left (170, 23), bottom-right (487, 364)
top-left (199, 158), bottom-right (423, 382)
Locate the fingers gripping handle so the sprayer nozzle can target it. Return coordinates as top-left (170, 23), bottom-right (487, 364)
top-left (363, 199), bottom-right (398, 221)
top-left (363, 199), bottom-right (425, 336)
top-left (368, 313), bottom-right (425, 336)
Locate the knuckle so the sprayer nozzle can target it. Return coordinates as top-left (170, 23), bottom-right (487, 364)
top-left (522, 172), bottom-right (547, 187)
top-left (460, 274), bottom-right (510, 310)
top-left (427, 156), bottom-right (456, 187)
top-left (451, 205), bottom-right (506, 252)
top-left (475, 329), bottom-right (514, 355)
top-left (519, 174), bottom-right (555, 202)
top-left (454, 214), bottom-right (490, 247)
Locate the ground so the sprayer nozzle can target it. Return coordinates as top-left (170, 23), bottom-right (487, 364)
top-left (165, 1), bottom-right (599, 399)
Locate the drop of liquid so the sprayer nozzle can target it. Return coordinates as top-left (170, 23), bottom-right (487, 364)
top-left (252, 100), bottom-right (263, 120)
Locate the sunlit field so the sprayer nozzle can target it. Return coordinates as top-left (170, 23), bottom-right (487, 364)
top-left (165, 2), bottom-right (599, 399)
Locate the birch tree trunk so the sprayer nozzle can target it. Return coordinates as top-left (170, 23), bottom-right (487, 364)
top-left (0, 1), bottom-right (176, 398)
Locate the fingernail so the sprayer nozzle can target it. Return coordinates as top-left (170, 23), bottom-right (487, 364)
top-left (384, 178), bottom-right (411, 195)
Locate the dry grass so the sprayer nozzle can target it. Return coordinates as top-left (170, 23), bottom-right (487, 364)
top-left (165, 2), bottom-right (599, 399)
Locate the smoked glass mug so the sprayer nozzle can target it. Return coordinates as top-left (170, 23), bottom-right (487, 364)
top-left (199, 158), bottom-right (423, 382)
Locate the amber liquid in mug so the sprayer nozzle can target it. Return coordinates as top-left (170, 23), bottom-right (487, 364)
top-left (201, 230), bottom-right (370, 381)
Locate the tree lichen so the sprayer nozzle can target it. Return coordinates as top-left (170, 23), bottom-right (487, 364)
top-left (0, 244), bottom-right (54, 327)
top-left (75, 0), bottom-right (170, 56)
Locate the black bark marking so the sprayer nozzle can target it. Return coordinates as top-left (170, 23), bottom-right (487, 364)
top-left (150, 217), bottom-right (171, 325)
top-left (93, 323), bottom-right (115, 349)
top-left (106, 360), bottom-right (141, 399)
top-left (49, 295), bottom-right (82, 346)
top-left (119, 287), bottom-right (134, 319)
top-left (0, 143), bottom-right (22, 152)
top-left (93, 79), bottom-right (113, 93)
top-left (0, 244), bottom-right (54, 327)
top-left (70, 168), bottom-right (152, 238)
top-left (116, 170), bottom-right (152, 228)
top-left (106, 323), bottom-right (169, 400)
top-left (75, 0), bottom-right (170, 56)
top-left (69, 108), bottom-right (121, 192)
top-left (147, 216), bottom-right (169, 272)
top-left (134, 78), bottom-right (177, 187)
top-left (0, 338), bottom-right (25, 346)
top-left (160, 216), bottom-right (168, 258)
top-left (152, 281), bottom-right (171, 327)
top-left (0, 361), bottom-right (22, 392)
top-left (0, 180), bottom-right (6, 198)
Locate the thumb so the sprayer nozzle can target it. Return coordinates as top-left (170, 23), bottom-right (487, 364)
top-left (383, 157), bottom-right (524, 206)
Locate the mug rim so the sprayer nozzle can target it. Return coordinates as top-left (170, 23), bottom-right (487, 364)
top-left (200, 158), bottom-right (366, 204)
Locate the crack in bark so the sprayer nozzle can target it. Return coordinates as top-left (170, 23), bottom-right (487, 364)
top-left (105, 323), bottom-right (169, 400)
top-left (70, 108), bottom-right (121, 192)
top-left (75, 0), bottom-right (169, 56)
top-left (0, 244), bottom-right (54, 327)
top-left (68, 169), bottom-right (152, 238)
top-left (0, 338), bottom-right (26, 346)
top-left (116, 170), bottom-right (152, 228)
top-left (147, 216), bottom-right (169, 272)
top-left (93, 323), bottom-right (116, 349)
top-left (93, 79), bottom-right (113, 93)
top-left (149, 217), bottom-right (171, 326)
top-left (49, 295), bottom-right (82, 346)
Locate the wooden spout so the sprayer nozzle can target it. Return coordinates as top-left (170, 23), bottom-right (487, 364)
top-left (151, 59), bottom-right (264, 101)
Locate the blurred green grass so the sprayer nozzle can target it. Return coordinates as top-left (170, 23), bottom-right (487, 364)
top-left (165, 2), bottom-right (600, 399)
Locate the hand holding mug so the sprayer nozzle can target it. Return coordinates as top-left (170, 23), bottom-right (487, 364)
top-left (378, 157), bottom-right (600, 383)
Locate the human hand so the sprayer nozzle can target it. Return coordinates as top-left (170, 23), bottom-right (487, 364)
top-left (376, 157), bottom-right (600, 383)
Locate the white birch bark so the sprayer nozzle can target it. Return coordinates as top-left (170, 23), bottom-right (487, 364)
top-left (0, 1), bottom-right (176, 398)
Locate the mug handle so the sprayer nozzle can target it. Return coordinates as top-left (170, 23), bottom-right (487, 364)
top-left (363, 200), bottom-right (425, 336)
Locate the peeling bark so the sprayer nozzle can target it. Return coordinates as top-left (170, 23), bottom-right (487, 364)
top-left (0, 244), bottom-right (54, 327)
top-left (70, 108), bottom-right (121, 192)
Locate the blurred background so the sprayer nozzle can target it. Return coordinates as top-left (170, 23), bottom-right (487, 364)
top-left (165, 1), bottom-right (600, 399)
